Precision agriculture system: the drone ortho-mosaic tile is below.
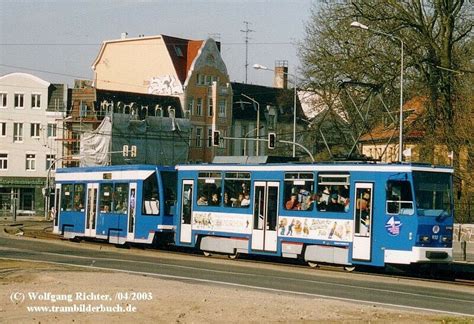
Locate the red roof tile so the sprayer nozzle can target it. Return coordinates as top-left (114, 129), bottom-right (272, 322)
top-left (360, 96), bottom-right (427, 142)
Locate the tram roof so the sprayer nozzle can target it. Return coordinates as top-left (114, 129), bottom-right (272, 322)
top-left (176, 159), bottom-right (453, 174)
top-left (56, 164), bottom-right (175, 174)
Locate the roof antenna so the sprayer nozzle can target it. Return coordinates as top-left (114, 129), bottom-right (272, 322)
top-left (240, 21), bottom-right (254, 84)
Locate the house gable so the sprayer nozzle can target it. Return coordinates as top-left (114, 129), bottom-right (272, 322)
top-left (184, 38), bottom-right (227, 88)
top-left (91, 35), bottom-right (183, 96)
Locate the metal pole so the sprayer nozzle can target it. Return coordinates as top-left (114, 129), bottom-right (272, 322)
top-left (398, 40), bottom-right (404, 162)
top-left (350, 22), bottom-right (404, 162)
top-left (241, 94), bottom-right (260, 156)
top-left (256, 102), bottom-right (260, 156)
top-left (293, 78), bottom-right (297, 158)
top-left (12, 197), bottom-right (17, 222)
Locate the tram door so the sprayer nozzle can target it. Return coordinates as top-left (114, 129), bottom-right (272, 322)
top-left (127, 183), bottom-right (137, 240)
top-left (352, 183), bottom-right (374, 261)
top-left (85, 183), bottom-right (98, 237)
top-left (251, 181), bottom-right (279, 252)
top-left (53, 184), bottom-right (61, 234)
top-left (179, 180), bottom-right (193, 244)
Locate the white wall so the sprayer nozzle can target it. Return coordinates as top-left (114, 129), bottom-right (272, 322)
top-left (0, 73), bottom-right (64, 178)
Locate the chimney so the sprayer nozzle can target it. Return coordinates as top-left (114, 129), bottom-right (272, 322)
top-left (121, 32), bottom-right (128, 40)
top-left (273, 60), bottom-right (288, 89)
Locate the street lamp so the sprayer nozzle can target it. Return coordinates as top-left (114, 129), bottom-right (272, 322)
top-left (253, 63), bottom-right (298, 158)
top-left (350, 21), bottom-right (404, 163)
top-left (241, 93), bottom-right (261, 156)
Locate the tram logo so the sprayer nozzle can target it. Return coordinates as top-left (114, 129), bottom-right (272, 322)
top-left (385, 216), bottom-right (402, 236)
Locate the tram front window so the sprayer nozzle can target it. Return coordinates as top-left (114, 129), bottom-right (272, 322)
top-left (413, 171), bottom-right (452, 217)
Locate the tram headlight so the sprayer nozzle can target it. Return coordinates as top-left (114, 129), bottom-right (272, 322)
top-left (441, 236), bottom-right (452, 243)
top-left (419, 235), bottom-right (431, 243)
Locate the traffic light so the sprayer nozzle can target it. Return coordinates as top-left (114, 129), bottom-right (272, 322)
top-left (122, 145), bottom-right (129, 157)
top-left (130, 145), bottom-right (137, 157)
top-left (268, 132), bottom-right (276, 149)
top-left (213, 130), bottom-right (220, 146)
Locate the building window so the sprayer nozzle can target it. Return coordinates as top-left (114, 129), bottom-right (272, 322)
top-left (267, 114), bottom-right (276, 129)
top-left (187, 97), bottom-right (194, 115)
top-left (218, 99), bottom-right (226, 118)
top-left (0, 153), bottom-right (7, 170)
top-left (31, 94), bottom-right (41, 109)
top-left (0, 93), bottom-right (7, 108)
top-left (195, 127), bottom-right (203, 148)
top-left (174, 45), bottom-right (183, 57)
top-left (47, 123), bottom-right (57, 138)
top-left (219, 129), bottom-right (226, 148)
top-left (30, 123), bottom-right (41, 138)
top-left (0, 122), bottom-right (6, 137)
top-left (197, 74), bottom-right (205, 86)
top-left (205, 75), bottom-right (212, 85)
top-left (207, 128), bottom-right (213, 147)
top-left (14, 93), bottom-right (24, 109)
top-left (208, 97), bottom-right (213, 117)
top-left (155, 106), bottom-right (163, 117)
top-left (13, 123), bottom-right (23, 142)
top-left (195, 98), bottom-right (203, 116)
top-left (26, 154), bottom-right (36, 171)
top-left (71, 133), bottom-right (80, 155)
top-left (46, 154), bottom-right (56, 171)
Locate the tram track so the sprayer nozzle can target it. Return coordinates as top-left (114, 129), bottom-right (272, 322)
top-left (1, 224), bottom-right (474, 317)
top-left (5, 222), bottom-right (474, 288)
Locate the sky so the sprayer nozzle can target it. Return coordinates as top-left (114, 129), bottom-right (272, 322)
top-left (0, 0), bottom-right (316, 88)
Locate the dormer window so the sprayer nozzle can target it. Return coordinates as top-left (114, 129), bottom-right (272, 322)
top-left (174, 45), bottom-right (183, 57)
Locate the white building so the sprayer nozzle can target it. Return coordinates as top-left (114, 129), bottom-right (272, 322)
top-left (0, 73), bottom-right (66, 216)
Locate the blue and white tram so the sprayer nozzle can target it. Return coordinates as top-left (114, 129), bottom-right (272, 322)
top-left (53, 165), bottom-right (177, 245)
top-left (174, 162), bottom-right (454, 268)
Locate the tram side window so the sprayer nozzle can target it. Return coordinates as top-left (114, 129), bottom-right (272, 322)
top-left (316, 174), bottom-right (350, 212)
top-left (99, 184), bottom-right (113, 213)
top-left (61, 184), bottom-right (74, 211)
top-left (386, 180), bottom-right (414, 215)
top-left (224, 172), bottom-right (251, 208)
top-left (114, 183), bottom-right (129, 214)
top-left (283, 173), bottom-right (314, 211)
top-left (197, 172), bottom-right (222, 207)
top-left (73, 184), bottom-right (85, 211)
top-left (162, 171), bottom-right (177, 215)
top-left (142, 173), bottom-right (160, 216)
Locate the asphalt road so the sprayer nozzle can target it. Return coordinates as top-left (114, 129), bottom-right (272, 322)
top-left (0, 231), bottom-right (473, 317)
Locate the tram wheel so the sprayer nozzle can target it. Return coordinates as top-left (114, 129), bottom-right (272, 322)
top-left (344, 266), bottom-right (356, 272)
top-left (228, 252), bottom-right (239, 260)
top-left (308, 261), bottom-right (319, 268)
top-left (203, 251), bottom-right (212, 257)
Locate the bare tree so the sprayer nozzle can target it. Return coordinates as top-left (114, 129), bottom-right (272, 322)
top-left (299, 0), bottom-right (473, 161)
